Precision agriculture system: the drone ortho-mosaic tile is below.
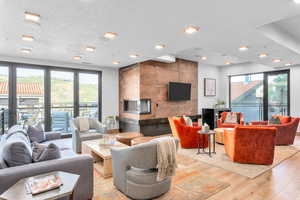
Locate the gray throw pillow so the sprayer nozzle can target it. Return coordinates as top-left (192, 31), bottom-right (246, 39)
top-left (2, 140), bottom-right (33, 167)
top-left (27, 125), bottom-right (45, 143)
top-left (32, 142), bottom-right (61, 162)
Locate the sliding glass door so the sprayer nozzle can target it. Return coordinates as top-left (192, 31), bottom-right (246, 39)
top-left (0, 65), bottom-right (9, 132)
top-left (230, 73), bottom-right (264, 122)
top-left (266, 71), bottom-right (289, 119)
top-left (230, 70), bottom-right (290, 122)
top-left (16, 68), bottom-right (44, 126)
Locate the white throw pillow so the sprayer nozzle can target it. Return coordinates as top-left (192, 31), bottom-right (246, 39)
top-left (78, 117), bottom-right (90, 132)
top-left (224, 113), bottom-right (238, 124)
top-left (183, 115), bottom-right (193, 126)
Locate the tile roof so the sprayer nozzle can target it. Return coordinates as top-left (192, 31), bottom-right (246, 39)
top-left (0, 82), bottom-right (43, 96)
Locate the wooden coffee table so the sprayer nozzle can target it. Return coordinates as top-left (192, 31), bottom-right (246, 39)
top-left (82, 139), bottom-right (127, 178)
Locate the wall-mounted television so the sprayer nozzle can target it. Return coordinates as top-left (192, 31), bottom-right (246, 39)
top-left (168, 82), bottom-right (191, 101)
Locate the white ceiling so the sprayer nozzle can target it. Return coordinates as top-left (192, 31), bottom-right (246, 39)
top-left (1, 0), bottom-right (300, 68)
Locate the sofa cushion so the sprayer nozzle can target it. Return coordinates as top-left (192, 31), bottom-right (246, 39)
top-left (224, 112), bottom-right (238, 124)
top-left (80, 132), bottom-right (103, 141)
top-left (2, 132), bottom-right (32, 167)
top-left (273, 115), bottom-right (291, 124)
top-left (42, 138), bottom-right (75, 158)
top-left (126, 167), bottom-right (158, 185)
top-left (0, 136), bottom-right (8, 169)
top-left (27, 125), bottom-right (45, 143)
top-left (32, 142), bottom-right (61, 162)
top-left (183, 116), bottom-right (193, 126)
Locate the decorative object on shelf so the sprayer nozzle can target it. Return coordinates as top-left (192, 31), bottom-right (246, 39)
top-left (214, 99), bottom-right (226, 108)
top-left (204, 78), bottom-right (216, 96)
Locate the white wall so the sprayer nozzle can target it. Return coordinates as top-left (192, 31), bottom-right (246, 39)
top-left (218, 62), bottom-right (300, 121)
top-left (198, 63), bottom-right (220, 114)
top-left (0, 55), bottom-right (119, 121)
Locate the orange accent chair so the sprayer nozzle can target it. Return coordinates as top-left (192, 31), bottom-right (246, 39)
top-left (217, 112), bottom-right (245, 128)
top-left (168, 117), bottom-right (208, 149)
top-left (251, 116), bottom-right (300, 145)
top-left (224, 126), bottom-right (277, 165)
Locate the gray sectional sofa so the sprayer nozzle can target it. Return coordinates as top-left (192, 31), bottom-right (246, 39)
top-left (0, 126), bottom-right (93, 200)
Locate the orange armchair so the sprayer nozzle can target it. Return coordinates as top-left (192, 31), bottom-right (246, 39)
top-left (251, 116), bottom-right (300, 145)
top-left (224, 126), bottom-right (277, 165)
top-left (169, 117), bottom-right (208, 149)
top-left (217, 112), bottom-right (244, 128)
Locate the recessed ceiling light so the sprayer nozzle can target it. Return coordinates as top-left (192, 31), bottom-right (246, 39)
top-left (22, 35), bottom-right (34, 42)
top-left (86, 46), bottom-right (95, 52)
top-left (112, 61), bottom-right (120, 65)
top-left (259, 53), bottom-right (268, 58)
top-left (104, 32), bottom-right (118, 39)
top-left (201, 56), bottom-right (208, 60)
top-left (73, 56), bottom-right (81, 60)
top-left (155, 44), bottom-right (166, 50)
top-left (184, 26), bottom-right (199, 34)
top-left (20, 48), bottom-right (31, 54)
top-left (225, 61), bottom-right (231, 65)
top-left (285, 62), bottom-right (292, 66)
top-left (294, 0), bottom-right (300, 4)
top-left (272, 59), bottom-right (281, 63)
top-left (24, 12), bottom-right (40, 23)
top-left (239, 46), bottom-right (249, 51)
top-left (129, 54), bottom-right (139, 58)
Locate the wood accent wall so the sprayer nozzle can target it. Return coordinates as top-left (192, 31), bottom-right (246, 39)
top-left (119, 58), bottom-right (198, 120)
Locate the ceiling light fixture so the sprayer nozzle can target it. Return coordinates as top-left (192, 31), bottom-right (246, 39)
top-left (104, 32), bottom-right (118, 39)
top-left (294, 0), bottom-right (300, 4)
top-left (86, 46), bottom-right (95, 52)
top-left (20, 48), bottom-right (31, 54)
top-left (73, 56), bottom-right (81, 60)
top-left (184, 26), bottom-right (199, 34)
top-left (225, 61), bottom-right (232, 65)
top-left (272, 59), bottom-right (281, 63)
top-left (112, 61), bottom-right (120, 65)
top-left (155, 44), bottom-right (166, 50)
top-left (22, 35), bottom-right (34, 42)
top-left (259, 53), bottom-right (268, 58)
top-left (239, 46), bottom-right (249, 51)
top-left (129, 54), bottom-right (139, 58)
top-left (24, 12), bottom-right (40, 23)
top-left (201, 56), bottom-right (208, 60)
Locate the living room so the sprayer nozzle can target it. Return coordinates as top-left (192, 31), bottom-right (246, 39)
top-left (1, 0), bottom-right (300, 200)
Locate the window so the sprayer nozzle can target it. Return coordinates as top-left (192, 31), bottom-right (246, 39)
top-left (0, 66), bottom-right (9, 132)
top-left (79, 73), bottom-right (98, 118)
top-left (51, 71), bottom-right (74, 133)
top-left (230, 70), bottom-right (289, 122)
top-left (16, 68), bottom-right (44, 126)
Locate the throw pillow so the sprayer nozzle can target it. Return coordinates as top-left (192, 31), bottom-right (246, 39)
top-left (183, 115), bottom-right (193, 126)
top-left (27, 125), bottom-right (46, 143)
top-left (32, 142), bottom-right (61, 162)
top-left (224, 112), bottom-right (238, 124)
top-left (2, 132), bottom-right (33, 167)
top-left (269, 117), bottom-right (281, 125)
top-left (78, 117), bottom-right (90, 132)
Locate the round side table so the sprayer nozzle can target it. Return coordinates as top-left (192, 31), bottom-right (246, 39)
top-left (197, 130), bottom-right (216, 157)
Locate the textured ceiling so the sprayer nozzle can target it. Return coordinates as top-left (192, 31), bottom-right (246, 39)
top-left (0, 0), bottom-right (300, 68)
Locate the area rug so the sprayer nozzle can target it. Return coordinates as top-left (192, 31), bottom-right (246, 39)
top-left (93, 155), bottom-right (230, 200)
top-left (178, 143), bottom-right (300, 179)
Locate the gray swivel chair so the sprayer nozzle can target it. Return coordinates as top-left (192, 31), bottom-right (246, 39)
top-left (111, 138), bottom-right (178, 200)
top-left (71, 117), bottom-right (107, 153)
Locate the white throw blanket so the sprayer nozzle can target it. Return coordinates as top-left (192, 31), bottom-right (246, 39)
top-left (153, 136), bottom-right (177, 181)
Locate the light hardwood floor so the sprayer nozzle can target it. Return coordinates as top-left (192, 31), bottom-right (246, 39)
top-left (205, 135), bottom-right (300, 200)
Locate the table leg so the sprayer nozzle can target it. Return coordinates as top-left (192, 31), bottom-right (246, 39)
top-left (69, 190), bottom-right (74, 200)
top-left (213, 133), bottom-right (216, 154)
top-left (208, 134), bottom-right (211, 157)
top-left (197, 134), bottom-right (200, 154)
